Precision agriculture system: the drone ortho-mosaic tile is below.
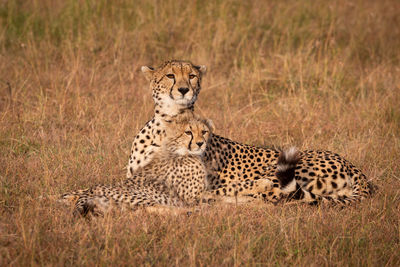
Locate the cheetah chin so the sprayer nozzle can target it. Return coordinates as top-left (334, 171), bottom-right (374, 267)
top-left (190, 149), bottom-right (205, 156)
top-left (174, 147), bottom-right (204, 156)
top-left (174, 95), bottom-right (197, 106)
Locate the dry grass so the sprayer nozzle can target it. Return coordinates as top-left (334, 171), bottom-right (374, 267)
top-left (1, 0), bottom-right (400, 265)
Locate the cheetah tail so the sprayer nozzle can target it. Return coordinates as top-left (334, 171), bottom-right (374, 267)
top-left (276, 147), bottom-right (300, 194)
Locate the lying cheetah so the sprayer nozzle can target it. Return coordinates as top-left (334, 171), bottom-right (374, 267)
top-left (204, 137), bottom-right (374, 205)
top-left (127, 60), bottom-right (373, 205)
top-left (275, 147), bottom-right (373, 205)
top-left (61, 114), bottom-right (213, 217)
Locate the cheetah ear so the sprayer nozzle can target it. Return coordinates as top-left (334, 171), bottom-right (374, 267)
top-left (194, 65), bottom-right (207, 75)
top-left (141, 66), bottom-right (154, 81)
top-left (205, 119), bottom-right (215, 132)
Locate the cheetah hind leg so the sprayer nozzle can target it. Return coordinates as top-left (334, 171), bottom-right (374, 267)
top-left (73, 196), bottom-right (108, 218)
top-left (246, 177), bottom-right (284, 204)
top-left (238, 150), bottom-right (299, 204)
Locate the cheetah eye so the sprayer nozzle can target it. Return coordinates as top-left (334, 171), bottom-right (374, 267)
top-left (189, 74), bottom-right (196, 80)
top-left (166, 74), bottom-right (175, 79)
top-left (184, 131), bottom-right (192, 135)
top-left (201, 130), bottom-right (208, 135)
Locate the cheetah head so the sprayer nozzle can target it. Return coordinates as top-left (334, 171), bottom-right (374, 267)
top-left (141, 60), bottom-right (206, 115)
top-left (164, 113), bottom-right (214, 157)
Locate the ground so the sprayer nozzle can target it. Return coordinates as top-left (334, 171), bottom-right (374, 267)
top-left (0, 0), bottom-right (399, 265)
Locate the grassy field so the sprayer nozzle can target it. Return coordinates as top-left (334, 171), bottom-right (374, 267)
top-left (1, 0), bottom-right (400, 265)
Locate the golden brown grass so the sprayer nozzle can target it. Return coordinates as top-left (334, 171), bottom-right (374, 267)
top-left (1, 0), bottom-right (400, 265)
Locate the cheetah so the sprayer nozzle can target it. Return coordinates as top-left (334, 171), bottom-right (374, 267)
top-left (126, 60), bottom-right (206, 177)
top-left (203, 136), bottom-right (373, 205)
top-left (127, 60), bottom-right (374, 205)
top-left (61, 113), bottom-right (214, 217)
top-left (275, 147), bottom-right (374, 205)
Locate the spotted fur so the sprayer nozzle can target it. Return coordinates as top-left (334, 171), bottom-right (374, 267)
top-left (127, 61), bottom-right (374, 206)
top-left (61, 114), bottom-right (213, 217)
top-left (204, 136), bottom-right (373, 205)
top-left (127, 60), bottom-right (206, 177)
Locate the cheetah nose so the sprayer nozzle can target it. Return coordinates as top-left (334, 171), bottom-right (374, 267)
top-left (196, 141), bottom-right (204, 147)
top-left (178, 87), bottom-right (189, 96)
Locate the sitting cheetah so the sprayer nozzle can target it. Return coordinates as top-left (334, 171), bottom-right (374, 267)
top-left (126, 60), bottom-right (206, 176)
top-left (61, 114), bottom-right (214, 217)
top-left (127, 60), bottom-right (374, 205)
